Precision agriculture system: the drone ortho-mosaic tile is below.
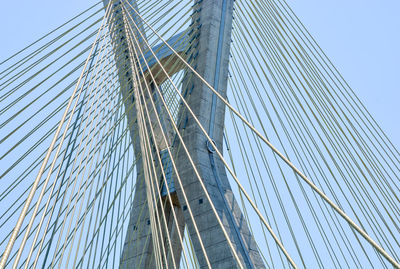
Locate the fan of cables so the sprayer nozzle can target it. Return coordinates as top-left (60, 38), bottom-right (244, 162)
top-left (0, 0), bottom-right (399, 268)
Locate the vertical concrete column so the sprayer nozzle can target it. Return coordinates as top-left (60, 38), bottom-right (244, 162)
top-left (104, 0), bottom-right (265, 267)
top-left (102, 1), bottom-right (184, 268)
top-left (174, 0), bottom-right (265, 268)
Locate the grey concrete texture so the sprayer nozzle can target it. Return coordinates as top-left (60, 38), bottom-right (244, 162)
top-left (103, 0), bottom-right (265, 268)
top-left (173, 1), bottom-right (265, 268)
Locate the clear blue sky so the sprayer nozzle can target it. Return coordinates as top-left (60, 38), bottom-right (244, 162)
top-left (1, 0), bottom-right (398, 148)
top-left (289, 0), bottom-right (400, 150)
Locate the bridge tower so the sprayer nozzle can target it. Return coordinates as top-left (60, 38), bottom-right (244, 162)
top-left (103, 1), bottom-right (265, 268)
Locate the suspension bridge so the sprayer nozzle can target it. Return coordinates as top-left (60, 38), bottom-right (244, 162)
top-left (0, 0), bottom-right (399, 268)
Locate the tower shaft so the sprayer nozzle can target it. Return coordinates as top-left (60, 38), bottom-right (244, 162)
top-left (103, 1), bottom-right (265, 268)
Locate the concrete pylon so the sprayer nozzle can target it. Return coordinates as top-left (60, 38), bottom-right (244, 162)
top-left (103, 0), bottom-right (265, 268)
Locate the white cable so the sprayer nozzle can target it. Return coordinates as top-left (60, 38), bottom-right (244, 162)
top-left (133, 67), bottom-right (165, 269)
